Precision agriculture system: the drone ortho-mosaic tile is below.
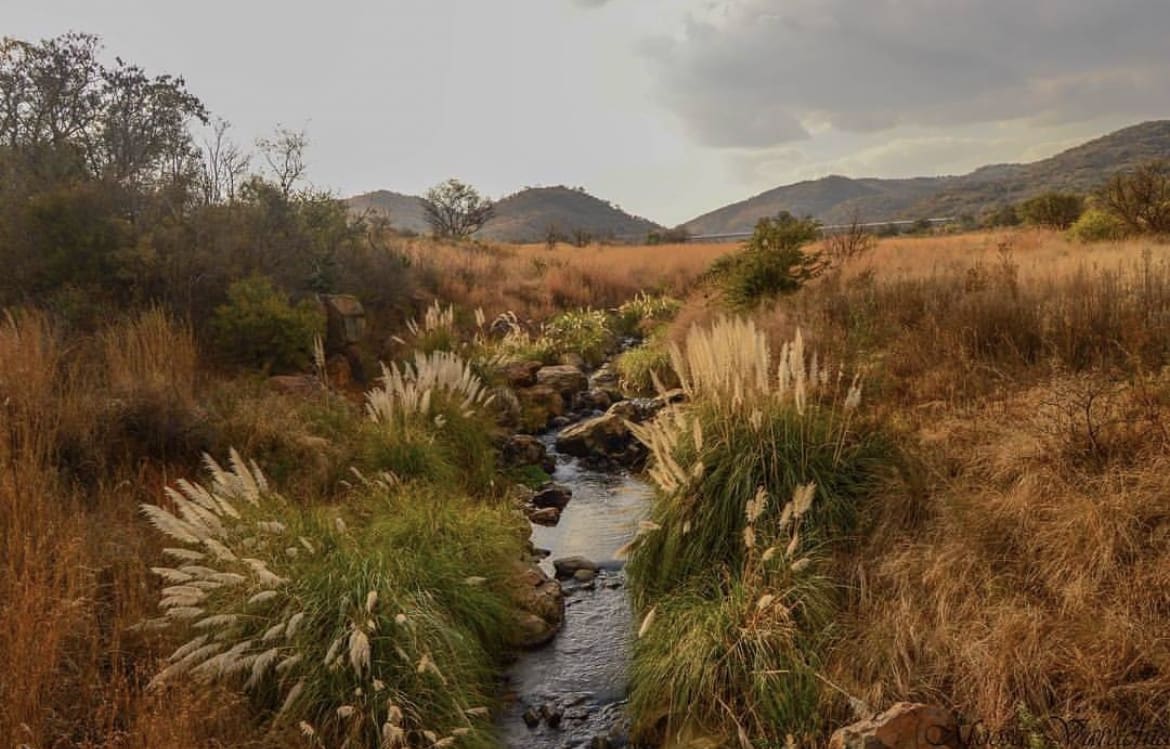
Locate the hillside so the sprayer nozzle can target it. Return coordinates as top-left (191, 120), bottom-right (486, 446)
top-left (479, 185), bottom-right (662, 242)
top-left (684, 120), bottom-right (1170, 235)
top-left (346, 185), bottom-right (663, 242)
top-left (346, 189), bottom-right (429, 234)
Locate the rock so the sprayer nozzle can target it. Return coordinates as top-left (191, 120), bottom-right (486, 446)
top-left (573, 568), bottom-right (597, 583)
top-left (532, 482), bottom-right (572, 510)
top-left (550, 416), bottom-right (571, 429)
top-left (559, 352), bottom-right (586, 369)
top-left (572, 388), bottom-right (613, 413)
top-left (553, 556), bottom-right (600, 579)
top-left (267, 374), bottom-right (323, 397)
top-left (529, 507), bottom-right (561, 526)
top-left (648, 388), bottom-right (687, 411)
top-left (541, 704), bottom-right (564, 729)
top-left (503, 434), bottom-right (547, 468)
top-left (828, 703), bottom-right (959, 749)
top-left (513, 611), bottom-right (558, 649)
top-left (533, 547), bottom-right (552, 558)
top-left (503, 360), bottom-right (543, 388)
top-left (515, 385), bottom-right (565, 433)
top-left (320, 294), bottom-right (366, 348)
top-left (511, 563), bottom-right (565, 637)
top-left (536, 364), bottom-right (589, 400)
top-left (555, 412), bottom-right (632, 461)
top-left (522, 707), bottom-right (541, 728)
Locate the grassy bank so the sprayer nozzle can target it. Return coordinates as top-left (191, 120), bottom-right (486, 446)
top-left (624, 229), bottom-right (1170, 745)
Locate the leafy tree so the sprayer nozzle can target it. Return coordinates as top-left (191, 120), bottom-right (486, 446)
top-left (210, 276), bottom-right (324, 372)
top-left (1099, 160), bottom-right (1170, 235)
top-left (983, 203), bottom-right (1021, 228)
top-left (421, 178), bottom-right (494, 239)
top-left (1067, 208), bottom-right (1129, 243)
top-left (1018, 191), bottom-right (1085, 230)
top-left (706, 212), bottom-right (823, 308)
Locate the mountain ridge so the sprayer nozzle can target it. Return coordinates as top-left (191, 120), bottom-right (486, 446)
top-left (347, 120), bottom-right (1170, 241)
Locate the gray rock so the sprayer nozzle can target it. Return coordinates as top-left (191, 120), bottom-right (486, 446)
top-left (573, 568), bottom-right (597, 583)
top-left (532, 482), bottom-right (572, 509)
top-left (522, 707), bottom-right (541, 728)
top-left (572, 387), bottom-right (613, 413)
top-left (529, 507), bottom-right (561, 526)
top-left (553, 555), bottom-right (600, 579)
top-left (536, 364), bottom-right (588, 400)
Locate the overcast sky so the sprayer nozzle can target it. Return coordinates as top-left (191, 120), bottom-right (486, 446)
top-left (6, 0), bottom-right (1169, 225)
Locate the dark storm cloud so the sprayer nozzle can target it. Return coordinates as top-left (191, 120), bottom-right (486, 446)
top-left (645, 0), bottom-right (1170, 148)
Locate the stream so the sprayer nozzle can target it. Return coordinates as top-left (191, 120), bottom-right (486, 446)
top-left (497, 431), bottom-right (652, 748)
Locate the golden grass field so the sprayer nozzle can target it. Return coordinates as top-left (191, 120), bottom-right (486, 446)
top-left (4, 226), bottom-right (1170, 746)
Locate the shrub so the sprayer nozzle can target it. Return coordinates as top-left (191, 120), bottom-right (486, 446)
top-left (362, 350), bottom-right (498, 494)
top-left (614, 292), bottom-right (682, 336)
top-left (542, 308), bottom-right (615, 366)
top-left (211, 277), bottom-right (324, 373)
top-left (614, 339), bottom-right (679, 395)
top-left (1018, 191), bottom-right (1085, 230)
top-left (1098, 160), bottom-right (1170, 235)
top-left (405, 300), bottom-right (459, 354)
top-left (706, 213), bottom-right (823, 309)
top-left (139, 453), bottom-right (522, 749)
top-left (1067, 208), bottom-right (1129, 243)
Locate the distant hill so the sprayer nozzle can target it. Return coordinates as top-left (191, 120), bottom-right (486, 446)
top-left (346, 190), bottom-right (429, 234)
top-left (683, 120), bottom-right (1170, 235)
top-left (346, 185), bottom-right (662, 242)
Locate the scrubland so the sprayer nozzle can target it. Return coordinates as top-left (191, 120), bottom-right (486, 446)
top-left (4, 227), bottom-right (1169, 748)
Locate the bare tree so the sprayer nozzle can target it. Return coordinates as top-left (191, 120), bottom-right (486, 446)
top-left (823, 209), bottom-right (876, 266)
top-left (422, 178), bottom-right (494, 239)
top-left (256, 126), bottom-right (307, 198)
top-left (200, 118), bottom-right (249, 204)
top-left (1100, 161), bottom-right (1170, 235)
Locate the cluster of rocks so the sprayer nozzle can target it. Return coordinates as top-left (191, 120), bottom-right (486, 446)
top-left (519, 694), bottom-right (630, 748)
top-left (508, 559), bottom-right (565, 650)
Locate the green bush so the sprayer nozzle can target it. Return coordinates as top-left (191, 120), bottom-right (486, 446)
top-left (140, 457), bottom-right (523, 748)
top-left (542, 308), bottom-right (615, 366)
top-left (706, 213), bottom-right (823, 309)
top-left (626, 398), bottom-right (890, 601)
top-left (1019, 191), bottom-right (1085, 230)
top-left (630, 570), bottom-right (832, 744)
top-left (1067, 207), bottom-right (1129, 243)
top-left (614, 340), bottom-right (679, 395)
top-left (211, 276), bottom-right (324, 372)
top-left (614, 293), bottom-right (682, 336)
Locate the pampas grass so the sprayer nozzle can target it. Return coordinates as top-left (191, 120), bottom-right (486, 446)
top-left (140, 453), bottom-right (519, 748)
top-left (625, 316), bottom-right (891, 745)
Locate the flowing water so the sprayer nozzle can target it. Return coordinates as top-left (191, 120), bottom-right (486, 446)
top-left (497, 432), bottom-right (652, 748)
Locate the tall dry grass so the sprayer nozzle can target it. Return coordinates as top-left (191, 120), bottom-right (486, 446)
top-left (681, 228), bottom-right (1170, 732)
top-left (403, 238), bottom-right (731, 320)
top-left (0, 309), bottom-right (266, 748)
top-left (829, 380), bottom-right (1170, 729)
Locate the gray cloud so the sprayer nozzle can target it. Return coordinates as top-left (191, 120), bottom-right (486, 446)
top-left (644, 0), bottom-right (1170, 149)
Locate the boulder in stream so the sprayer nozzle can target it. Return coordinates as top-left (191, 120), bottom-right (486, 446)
top-left (515, 385), bottom-right (565, 433)
top-left (553, 556), bottom-right (600, 579)
top-left (503, 434), bottom-right (548, 468)
top-left (532, 482), bottom-right (573, 510)
top-left (536, 364), bottom-right (589, 400)
top-left (529, 507), bottom-right (561, 526)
